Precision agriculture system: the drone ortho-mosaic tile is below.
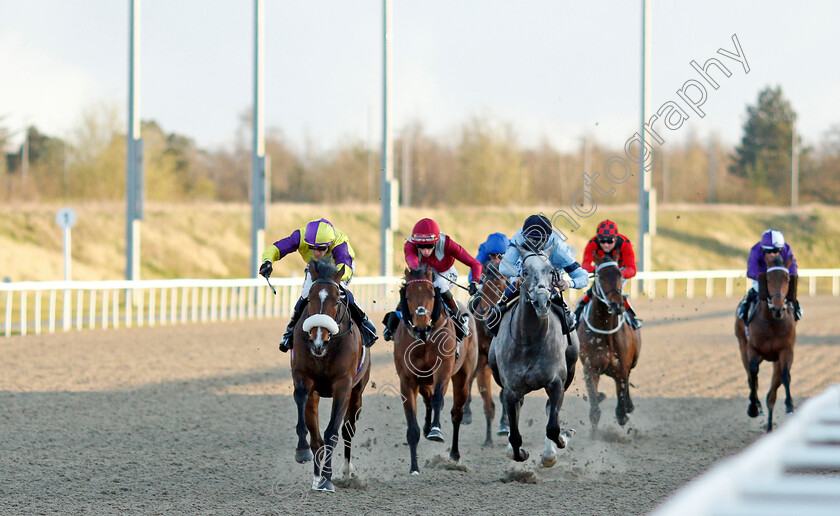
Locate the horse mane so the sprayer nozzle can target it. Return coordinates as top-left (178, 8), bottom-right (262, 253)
top-left (407, 265), bottom-right (431, 279)
top-left (311, 257), bottom-right (338, 279)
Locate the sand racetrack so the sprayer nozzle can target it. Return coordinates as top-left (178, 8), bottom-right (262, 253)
top-left (2, 296), bottom-right (839, 515)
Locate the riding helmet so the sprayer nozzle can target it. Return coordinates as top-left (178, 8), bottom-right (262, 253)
top-left (597, 220), bottom-right (619, 239)
top-left (411, 218), bottom-right (441, 244)
top-left (760, 229), bottom-right (785, 250)
top-left (522, 214), bottom-right (552, 248)
top-left (303, 218), bottom-right (336, 249)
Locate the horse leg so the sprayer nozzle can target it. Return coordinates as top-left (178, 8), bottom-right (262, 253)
top-left (497, 389), bottom-right (510, 436)
top-left (766, 361), bottom-right (782, 433)
top-left (401, 383), bottom-right (421, 475)
top-left (449, 368), bottom-right (470, 463)
top-left (584, 369), bottom-right (601, 434)
top-left (615, 376), bottom-right (630, 426)
top-left (341, 382), bottom-right (365, 479)
top-left (419, 384), bottom-right (433, 438)
top-left (314, 381), bottom-right (351, 492)
top-left (564, 332), bottom-right (580, 392)
top-left (781, 350), bottom-right (795, 414)
top-left (305, 393), bottom-right (323, 485)
top-left (747, 355), bottom-right (763, 418)
top-left (476, 363), bottom-right (496, 447)
top-left (503, 388), bottom-right (528, 462)
top-left (541, 379), bottom-right (567, 468)
top-left (293, 379), bottom-right (314, 463)
top-left (427, 381), bottom-right (446, 442)
top-left (462, 373), bottom-right (474, 426)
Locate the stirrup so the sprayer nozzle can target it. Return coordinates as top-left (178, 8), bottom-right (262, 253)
top-left (279, 331), bottom-right (293, 352)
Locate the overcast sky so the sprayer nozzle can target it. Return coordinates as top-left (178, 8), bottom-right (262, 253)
top-left (2, 0), bottom-right (839, 153)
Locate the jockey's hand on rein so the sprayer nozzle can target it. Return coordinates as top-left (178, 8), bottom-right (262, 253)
top-left (259, 260), bottom-right (273, 278)
top-left (554, 278), bottom-right (569, 291)
top-left (468, 281), bottom-right (478, 296)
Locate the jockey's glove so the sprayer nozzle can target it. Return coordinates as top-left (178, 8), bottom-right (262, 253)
top-left (259, 260), bottom-right (273, 278)
top-left (555, 279), bottom-right (569, 291)
top-left (468, 281), bottom-right (478, 296)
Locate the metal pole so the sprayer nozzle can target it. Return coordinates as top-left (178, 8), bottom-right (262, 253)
top-left (708, 136), bottom-right (716, 203)
top-left (401, 127), bottom-right (411, 207)
top-left (791, 115), bottom-right (799, 208)
top-left (63, 227), bottom-right (72, 282)
top-left (582, 136), bottom-right (590, 208)
top-left (251, 0), bottom-right (267, 277)
top-left (380, 0), bottom-right (397, 277)
top-left (126, 0), bottom-right (142, 281)
top-left (638, 0), bottom-right (652, 277)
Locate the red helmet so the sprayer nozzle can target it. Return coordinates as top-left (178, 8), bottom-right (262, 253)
top-left (411, 218), bottom-right (440, 244)
top-left (597, 220), bottom-right (619, 239)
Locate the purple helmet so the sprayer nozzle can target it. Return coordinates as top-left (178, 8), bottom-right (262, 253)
top-left (760, 229), bottom-right (785, 250)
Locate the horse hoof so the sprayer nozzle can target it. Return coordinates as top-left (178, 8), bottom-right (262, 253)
top-left (517, 449), bottom-right (530, 462)
top-left (450, 452), bottom-right (461, 463)
top-left (312, 476), bottom-right (335, 493)
top-left (597, 392), bottom-right (607, 403)
top-left (426, 427), bottom-right (444, 442)
top-left (482, 439), bottom-right (493, 449)
top-left (295, 448), bottom-right (313, 463)
top-left (462, 411), bottom-right (473, 426)
top-left (410, 470), bottom-right (420, 476)
top-left (786, 404), bottom-right (795, 414)
top-left (617, 414), bottom-right (629, 426)
top-left (497, 425), bottom-right (510, 436)
top-left (541, 455), bottom-right (557, 468)
top-left (747, 404), bottom-right (760, 418)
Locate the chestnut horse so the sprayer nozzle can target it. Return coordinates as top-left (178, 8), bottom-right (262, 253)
top-left (577, 251), bottom-right (641, 433)
top-left (465, 262), bottom-right (509, 446)
top-left (290, 258), bottom-right (370, 492)
top-left (393, 266), bottom-right (478, 474)
top-left (735, 253), bottom-right (796, 432)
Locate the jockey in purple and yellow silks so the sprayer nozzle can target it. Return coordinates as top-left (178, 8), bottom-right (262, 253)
top-left (259, 218), bottom-right (378, 351)
top-left (737, 229), bottom-right (802, 323)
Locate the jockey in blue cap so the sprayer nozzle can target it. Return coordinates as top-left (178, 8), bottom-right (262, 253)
top-left (259, 218), bottom-right (378, 352)
top-left (738, 229), bottom-right (801, 324)
top-left (468, 232), bottom-right (510, 283)
top-left (484, 214), bottom-right (589, 336)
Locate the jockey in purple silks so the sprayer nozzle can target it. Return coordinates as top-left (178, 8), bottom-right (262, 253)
top-left (259, 218), bottom-right (378, 352)
top-left (738, 229), bottom-right (802, 323)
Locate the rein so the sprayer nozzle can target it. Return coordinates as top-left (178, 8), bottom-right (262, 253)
top-left (585, 261), bottom-right (626, 334)
top-left (399, 279), bottom-right (443, 340)
top-left (309, 278), bottom-right (352, 340)
top-left (762, 266), bottom-right (792, 320)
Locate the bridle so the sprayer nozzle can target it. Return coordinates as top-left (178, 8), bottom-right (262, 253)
top-left (764, 266), bottom-right (791, 320)
top-left (308, 278), bottom-right (352, 340)
top-left (519, 251), bottom-right (553, 305)
top-left (400, 277), bottom-right (443, 340)
top-left (583, 260), bottom-right (626, 335)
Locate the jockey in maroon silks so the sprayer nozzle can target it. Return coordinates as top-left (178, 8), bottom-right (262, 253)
top-left (258, 218), bottom-right (378, 352)
top-left (738, 229), bottom-right (802, 323)
top-left (573, 219), bottom-right (642, 330)
top-left (382, 218), bottom-right (483, 342)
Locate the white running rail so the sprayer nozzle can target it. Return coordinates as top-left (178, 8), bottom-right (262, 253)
top-left (2, 269), bottom-right (839, 337)
top-left (649, 383), bottom-right (840, 516)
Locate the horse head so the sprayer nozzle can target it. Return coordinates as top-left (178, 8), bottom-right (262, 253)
top-left (514, 242), bottom-right (555, 318)
top-left (303, 258), bottom-right (347, 357)
top-left (401, 266), bottom-right (441, 341)
top-left (593, 251), bottom-right (624, 315)
top-left (477, 262), bottom-right (507, 312)
top-left (760, 253), bottom-right (791, 321)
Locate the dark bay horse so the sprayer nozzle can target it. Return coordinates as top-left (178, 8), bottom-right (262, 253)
top-left (465, 262), bottom-right (508, 446)
top-left (393, 266), bottom-right (478, 475)
top-left (290, 258), bottom-right (370, 492)
top-left (577, 252), bottom-right (641, 433)
top-left (735, 254), bottom-right (796, 432)
top-left (489, 244), bottom-right (577, 467)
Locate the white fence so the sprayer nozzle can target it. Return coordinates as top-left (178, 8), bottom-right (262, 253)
top-left (650, 383), bottom-right (840, 516)
top-left (2, 269), bottom-right (840, 337)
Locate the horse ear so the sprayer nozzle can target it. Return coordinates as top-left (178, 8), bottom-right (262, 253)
top-left (784, 257), bottom-right (793, 269)
top-left (308, 260), bottom-right (317, 278)
top-left (333, 264), bottom-right (345, 282)
top-left (404, 267), bottom-right (411, 277)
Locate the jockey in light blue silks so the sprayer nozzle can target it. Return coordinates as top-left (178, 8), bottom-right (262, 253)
top-left (259, 218), bottom-right (378, 352)
top-left (737, 229), bottom-right (802, 324)
top-left (484, 214), bottom-right (589, 336)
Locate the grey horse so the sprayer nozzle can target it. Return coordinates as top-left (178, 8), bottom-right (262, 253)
top-left (488, 244), bottom-right (578, 466)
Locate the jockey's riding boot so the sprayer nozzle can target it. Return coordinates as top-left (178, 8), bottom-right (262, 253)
top-left (787, 274), bottom-right (802, 321)
top-left (348, 299), bottom-right (378, 347)
top-left (624, 298), bottom-right (643, 330)
top-left (441, 290), bottom-right (469, 340)
top-left (550, 293), bottom-right (575, 333)
top-left (279, 297), bottom-right (308, 352)
top-left (382, 310), bottom-right (400, 341)
top-left (485, 290), bottom-right (518, 337)
top-left (739, 289), bottom-right (758, 324)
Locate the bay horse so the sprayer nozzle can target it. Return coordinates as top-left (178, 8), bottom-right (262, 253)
top-left (488, 244), bottom-right (577, 467)
top-left (393, 266), bottom-right (478, 475)
top-left (465, 262), bottom-right (509, 446)
top-left (735, 253), bottom-right (796, 432)
top-left (577, 251), bottom-right (641, 433)
top-left (290, 258), bottom-right (371, 492)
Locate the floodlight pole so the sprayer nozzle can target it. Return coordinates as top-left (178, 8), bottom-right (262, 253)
top-left (126, 0), bottom-right (143, 281)
top-left (380, 0), bottom-right (398, 277)
top-left (251, 0), bottom-right (267, 277)
top-left (638, 0), bottom-right (652, 284)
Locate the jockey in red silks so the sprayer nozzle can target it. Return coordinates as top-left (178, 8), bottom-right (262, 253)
top-left (382, 218), bottom-right (483, 342)
top-left (259, 218), bottom-right (378, 352)
top-left (573, 219), bottom-right (642, 330)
